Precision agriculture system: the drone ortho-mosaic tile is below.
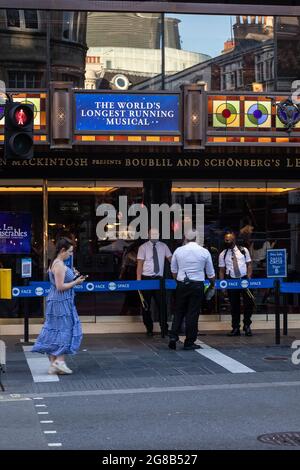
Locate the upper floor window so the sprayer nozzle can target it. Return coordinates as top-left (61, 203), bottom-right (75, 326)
top-left (24, 10), bottom-right (38, 29)
top-left (6, 9), bottom-right (39, 30)
top-left (62, 11), bottom-right (81, 42)
top-left (8, 71), bottom-right (42, 88)
top-left (61, 74), bottom-right (80, 87)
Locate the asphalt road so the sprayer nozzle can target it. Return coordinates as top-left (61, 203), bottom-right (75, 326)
top-left (1, 378), bottom-right (300, 450)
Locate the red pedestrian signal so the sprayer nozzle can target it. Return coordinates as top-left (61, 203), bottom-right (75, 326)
top-left (4, 102), bottom-right (34, 160)
top-left (14, 106), bottom-right (31, 126)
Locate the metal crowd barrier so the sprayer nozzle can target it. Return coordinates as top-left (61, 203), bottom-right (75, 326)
top-left (9, 278), bottom-right (300, 345)
top-left (12, 277), bottom-right (276, 297)
top-left (0, 340), bottom-right (6, 391)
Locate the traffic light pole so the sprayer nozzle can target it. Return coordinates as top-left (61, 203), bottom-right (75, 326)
top-left (4, 101), bottom-right (34, 160)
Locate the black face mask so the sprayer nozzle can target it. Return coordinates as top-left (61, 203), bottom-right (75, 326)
top-left (224, 241), bottom-right (234, 248)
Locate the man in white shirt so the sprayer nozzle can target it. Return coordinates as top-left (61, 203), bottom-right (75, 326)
top-left (219, 231), bottom-right (253, 337)
top-left (168, 230), bottom-right (215, 350)
top-left (137, 228), bottom-right (172, 336)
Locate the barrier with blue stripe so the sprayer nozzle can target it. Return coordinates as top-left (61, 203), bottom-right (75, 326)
top-left (11, 278), bottom-right (278, 297)
top-left (216, 278), bottom-right (275, 289)
top-left (166, 278), bottom-right (275, 290)
top-left (280, 282), bottom-right (300, 294)
top-left (12, 280), bottom-right (160, 297)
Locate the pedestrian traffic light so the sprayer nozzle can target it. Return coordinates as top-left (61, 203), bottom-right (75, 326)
top-left (4, 102), bottom-right (34, 160)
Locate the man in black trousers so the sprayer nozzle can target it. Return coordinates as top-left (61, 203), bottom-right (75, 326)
top-left (137, 228), bottom-right (172, 336)
top-left (219, 231), bottom-right (254, 337)
top-left (168, 230), bottom-right (215, 350)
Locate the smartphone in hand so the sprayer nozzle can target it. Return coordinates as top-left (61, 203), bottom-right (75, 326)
top-left (74, 273), bottom-right (89, 280)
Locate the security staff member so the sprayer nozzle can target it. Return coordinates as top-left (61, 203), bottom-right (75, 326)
top-left (137, 228), bottom-right (172, 336)
top-left (168, 230), bottom-right (215, 350)
top-left (219, 231), bottom-right (253, 337)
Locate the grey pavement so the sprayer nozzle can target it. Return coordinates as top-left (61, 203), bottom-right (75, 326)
top-left (1, 331), bottom-right (300, 450)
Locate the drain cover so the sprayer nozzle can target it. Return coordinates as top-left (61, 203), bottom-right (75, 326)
top-left (258, 432), bottom-right (300, 446)
top-left (264, 356), bottom-right (288, 361)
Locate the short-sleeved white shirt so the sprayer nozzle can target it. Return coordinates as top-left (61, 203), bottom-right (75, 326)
top-left (171, 242), bottom-right (215, 281)
top-left (137, 241), bottom-right (172, 277)
top-left (219, 245), bottom-right (251, 278)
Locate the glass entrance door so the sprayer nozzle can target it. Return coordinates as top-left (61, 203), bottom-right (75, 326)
top-left (172, 180), bottom-right (300, 318)
top-left (47, 180), bottom-right (143, 321)
top-left (0, 179), bottom-right (43, 319)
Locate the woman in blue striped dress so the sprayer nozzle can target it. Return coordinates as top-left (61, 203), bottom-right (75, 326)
top-left (32, 238), bottom-right (85, 375)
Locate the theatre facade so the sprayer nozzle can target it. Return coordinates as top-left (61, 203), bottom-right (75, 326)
top-left (0, 1), bottom-right (300, 327)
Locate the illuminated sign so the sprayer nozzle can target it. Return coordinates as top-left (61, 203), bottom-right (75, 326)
top-left (75, 93), bottom-right (180, 133)
top-left (0, 212), bottom-right (31, 254)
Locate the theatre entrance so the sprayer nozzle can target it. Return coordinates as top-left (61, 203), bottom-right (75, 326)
top-left (1, 179), bottom-right (300, 331)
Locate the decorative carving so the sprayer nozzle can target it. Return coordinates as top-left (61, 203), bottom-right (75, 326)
top-left (277, 97), bottom-right (300, 133)
top-left (57, 107), bottom-right (66, 127)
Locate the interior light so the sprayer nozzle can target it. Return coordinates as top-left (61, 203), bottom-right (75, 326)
top-left (47, 187), bottom-right (116, 192)
top-left (171, 187), bottom-right (296, 193)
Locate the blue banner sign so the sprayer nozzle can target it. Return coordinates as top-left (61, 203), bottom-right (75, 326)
top-left (267, 249), bottom-right (287, 278)
top-left (15, 280), bottom-right (161, 297)
top-left (12, 285), bottom-right (51, 297)
top-left (216, 278), bottom-right (275, 289)
top-left (280, 282), bottom-right (300, 294)
top-left (166, 278), bottom-right (274, 290)
top-left (75, 93), bottom-right (180, 133)
top-left (15, 278), bottom-right (276, 297)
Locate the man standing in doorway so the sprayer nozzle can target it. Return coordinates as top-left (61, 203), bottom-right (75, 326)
top-left (219, 231), bottom-right (254, 337)
top-left (137, 228), bottom-right (172, 336)
top-left (168, 230), bottom-right (215, 350)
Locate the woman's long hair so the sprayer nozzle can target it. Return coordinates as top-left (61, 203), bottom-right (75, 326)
top-left (50, 237), bottom-right (73, 268)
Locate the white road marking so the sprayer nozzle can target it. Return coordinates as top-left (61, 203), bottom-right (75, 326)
top-left (0, 397), bottom-right (31, 402)
top-left (22, 346), bottom-right (59, 383)
top-left (35, 404), bottom-right (47, 407)
top-left (40, 420), bottom-right (54, 424)
top-left (44, 431), bottom-right (57, 434)
top-left (48, 443), bottom-right (62, 447)
top-left (37, 412), bottom-right (49, 415)
top-left (179, 336), bottom-right (255, 374)
top-left (33, 397), bottom-right (44, 400)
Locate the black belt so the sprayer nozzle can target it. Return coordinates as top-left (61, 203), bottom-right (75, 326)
top-left (142, 275), bottom-right (162, 280)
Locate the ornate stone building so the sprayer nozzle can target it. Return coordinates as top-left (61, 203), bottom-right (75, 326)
top-left (0, 9), bottom-right (88, 88)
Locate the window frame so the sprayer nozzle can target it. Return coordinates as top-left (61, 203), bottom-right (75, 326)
top-left (62, 10), bottom-right (80, 43)
top-left (8, 70), bottom-right (42, 88)
top-left (6, 9), bottom-right (40, 31)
